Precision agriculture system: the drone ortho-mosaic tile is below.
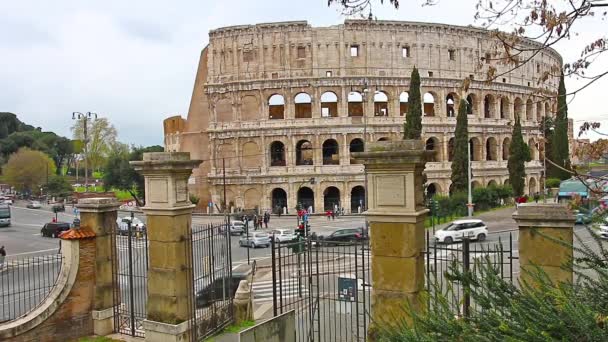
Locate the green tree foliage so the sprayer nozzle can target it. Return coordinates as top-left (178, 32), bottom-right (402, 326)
top-left (72, 117), bottom-right (118, 173)
top-left (45, 175), bottom-right (73, 198)
top-left (508, 116), bottom-right (531, 197)
top-left (450, 99), bottom-right (469, 193)
top-left (103, 145), bottom-right (164, 205)
top-left (550, 73), bottom-right (572, 180)
top-left (0, 129), bottom-right (74, 175)
top-left (378, 231), bottom-right (608, 341)
top-left (0, 112), bottom-right (35, 139)
top-left (403, 67), bottom-right (422, 139)
top-left (2, 148), bottom-right (55, 193)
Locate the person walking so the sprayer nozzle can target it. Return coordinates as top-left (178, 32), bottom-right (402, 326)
top-left (263, 214), bottom-right (269, 229)
top-left (253, 215), bottom-right (259, 230)
top-left (326, 210), bottom-right (331, 220)
top-left (331, 210), bottom-right (336, 220)
top-left (0, 246), bottom-right (6, 271)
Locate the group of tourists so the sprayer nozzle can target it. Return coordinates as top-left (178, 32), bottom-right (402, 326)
top-left (241, 211), bottom-right (272, 230)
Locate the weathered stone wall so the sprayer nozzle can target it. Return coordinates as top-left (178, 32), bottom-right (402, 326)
top-left (165, 20), bottom-right (561, 212)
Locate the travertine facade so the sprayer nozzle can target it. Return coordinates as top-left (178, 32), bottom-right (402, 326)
top-left (164, 20), bottom-right (563, 213)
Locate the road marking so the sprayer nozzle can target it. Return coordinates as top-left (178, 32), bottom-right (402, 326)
top-left (252, 280), bottom-right (310, 303)
top-left (7, 248), bottom-right (59, 257)
top-left (10, 222), bottom-right (43, 227)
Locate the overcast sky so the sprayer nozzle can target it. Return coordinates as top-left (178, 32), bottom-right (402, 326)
top-left (1, 0), bottom-right (605, 145)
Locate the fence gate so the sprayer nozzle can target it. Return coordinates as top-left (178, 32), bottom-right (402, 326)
top-left (111, 214), bottom-right (148, 338)
top-left (272, 238), bottom-right (371, 342)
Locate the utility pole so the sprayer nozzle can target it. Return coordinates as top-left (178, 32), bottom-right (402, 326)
top-left (467, 140), bottom-right (474, 217)
top-left (542, 118), bottom-right (548, 203)
top-left (72, 112), bottom-right (97, 192)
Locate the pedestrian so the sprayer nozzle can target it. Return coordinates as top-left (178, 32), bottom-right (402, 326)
top-left (253, 215), bottom-right (258, 230)
top-left (534, 192), bottom-right (540, 203)
top-left (0, 246), bottom-right (6, 271)
top-left (258, 216), bottom-right (263, 229)
top-left (331, 210), bottom-right (335, 220)
top-left (263, 215), bottom-right (269, 229)
top-left (326, 210), bottom-right (331, 220)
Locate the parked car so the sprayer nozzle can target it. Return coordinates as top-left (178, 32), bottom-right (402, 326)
top-left (599, 224), bottom-right (608, 239)
top-left (72, 218), bottom-right (81, 228)
top-left (271, 229), bottom-right (296, 243)
top-left (316, 227), bottom-right (368, 246)
top-left (228, 220), bottom-right (245, 235)
top-left (195, 271), bottom-right (248, 308)
top-left (434, 219), bottom-right (488, 244)
top-left (116, 216), bottom-right (146, 235)
top-left (573, 210), bottom-right (593, 224)
top-left (41, 222), bottom-right (71, 238)
top-left (27, 201), bottom-right (42, 209)
top-left (239, 232), bottom-right (271, 248)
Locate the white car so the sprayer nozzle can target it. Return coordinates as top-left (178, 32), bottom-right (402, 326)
top-left (598, 224), bottom-right (608, 239)
top-left (116, 216), bottom-right (146, 235)
top-left (229, 221), bottom-right (245, 235)
top-left (434, 219), bottom-right (488, 244)
top-left (271, 229), bottom-right (296, 243)
top-left (27, 201), bottom-right (42, 209)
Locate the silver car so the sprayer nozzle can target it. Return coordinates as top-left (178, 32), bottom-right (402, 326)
top-left (239, 232), bottom-right (271, 248)
top-left (271, 229), bottom-right (296, 243)
top-left (229, 221), bottom-right (245, 235)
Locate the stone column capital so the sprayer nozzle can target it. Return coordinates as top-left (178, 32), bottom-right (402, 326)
top-left (76, 197), bottom-right (121, 213)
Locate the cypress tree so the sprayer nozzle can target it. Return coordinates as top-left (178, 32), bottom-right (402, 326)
top-left (550, 73), bottom-right (571, 180)
top-left (404, 67), bottom-right (422, 139)
top-left (450, 99), bottom-right (469, 193)
top-left (508, 115), bottom-right (531, 197)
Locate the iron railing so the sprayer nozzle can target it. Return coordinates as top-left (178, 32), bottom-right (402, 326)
top-left (0, 252), bottom-right (64, 323)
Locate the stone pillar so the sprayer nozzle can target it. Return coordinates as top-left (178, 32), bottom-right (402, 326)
top-left (512, 203), bottom-right (575, 285)
top-left (353, 140), bottom-right (432, 338)
top-left (77, 197), bottom-right (121, 336)
top-left (131, 152), bottom-right (202, 342)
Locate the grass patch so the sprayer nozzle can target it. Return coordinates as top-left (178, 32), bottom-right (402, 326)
top-left (223, 320), bottom-right (256, 333)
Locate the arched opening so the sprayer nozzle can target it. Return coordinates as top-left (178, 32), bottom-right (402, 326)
top-left (348, 91), bottom-right (363, 117)
top-left (323, 187), bottom-right (341, 211)
top-left (241, 95), bottom-right (259, 121)
top-left (471, 180), bottom-right (482, 189)
top-left (448, 138), bottom-right (455, 161)
top-left (377, 137), bottom-right (390, 142)
top-left (470, 138), bottom-right (482, 161)
top-left (484, 94), bottom-right (495, 118)
top-left (536, 102), bottom-right (543, 121)
top-left (322, 139), bottom-right (339, 165)
top-left (294, 92), bottom-right (312, 119)
top-left (426, 183), bottom-right (441, 198)
top-left (321, 91), bottom-right (338, 118)
top-left (488, 180), bottom-right (498, 188)
top-left (270, 141), bottom-right (286, 166)
top-left (529, 177), bottom-right (537, 195)
top-left (374, 91), bottom-right (389, 116)
top-left (528, 138), bottom-right (537, 160)
top-left (466, 94), bottom-right (476, 115)
top-left (271, 188), bottom-right (287, 213)
top-left (502, 138), bottom-right (511, 160)
top-left (486, 137), bottom-right (498, 161)
top-left (514, 97), bottom-right (523, 120)
top-left (426, 137), bottom-right (441, 162)
top-left (349, 138), bottom-right (364, 164)
top-left (399, 92), bottom-right (409, 116)
top-left (268, 94), bottom-right (285, 120)
top-left (423, 92), bottom-right (436, 116)
top-left (296, 140), bottom-right (313, 165)
top-left (297, 187), bottom-right (314, 212)
top-left (500, 97), bottom-right (510, 119)
top-left (526, 99), bottom-right (533, 121)
top-left (446, 93), bottom-right (458, 117)
top-left (350, 186), bottom-right (366, 213)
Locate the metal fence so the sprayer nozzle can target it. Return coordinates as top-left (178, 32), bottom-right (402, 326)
top-left (272, 238), bottom-right (371, 342)
top-left (188, 222), bottom-right (234, 341)
top-left (0, 253), bottom-right (64, 323)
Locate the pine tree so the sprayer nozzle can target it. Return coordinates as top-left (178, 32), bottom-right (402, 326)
top-left (550, 73), bottom-right (571, 180)
top-left (450, 99), bottom-right (469, 193)
top-left (403, 67), bottom-right (422, 139)
top-left (508, 115), bottom-right (531, 197)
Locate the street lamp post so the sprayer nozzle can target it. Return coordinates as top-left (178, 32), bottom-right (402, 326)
top-left (72, 112), bottom-right (97, 192)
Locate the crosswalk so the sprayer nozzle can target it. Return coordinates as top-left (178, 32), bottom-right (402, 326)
top-left (252, 280), bottom-right (310, 303)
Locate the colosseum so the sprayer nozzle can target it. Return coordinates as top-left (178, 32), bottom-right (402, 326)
top-left (163, 19), bottom-right (562, 214)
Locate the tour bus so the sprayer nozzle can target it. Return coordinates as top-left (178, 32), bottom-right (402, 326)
top-left (0, 203), bottom-right (10, 227)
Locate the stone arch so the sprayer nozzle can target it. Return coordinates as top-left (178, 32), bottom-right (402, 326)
top-left (218, 143), bottom-right (236, 168)
top-left (216, 98), bottom-right (233, 123)
top-left (526, 99), bottom-right (534, 121)
top-left (243, 188), bottom-right (261, 209)
top-left (296, 140), bottom-right (313, 165)
top-left (241, 95), bottom-right (259, 121)
top-left (423, 92), bottom-right (436, 116)
top-left (448, 137), bottom-right (455, 161)
top-left (426, 183), bottom-right (441, 197)
top-left (349, 138), bottom-right (364, 164)
top-left (399, 91), bottom-right (409, 116)
top-left (425, 137), bottom-right (441, 162)
top-left (348, 91), bottom-right (363, 117)
top-left (323, 186), bottom-right (341, 211)
top-left (466, 93), bottom-right (477, 115)
top-left (446, 92), bottom-right (459, 117)
top-left (271, 188), bottom-right (288, 212)
top-left (322, 139), bottom-right (340, 165)
top-left (374, 91), bottom-right (389, 116)
top-left (514, 97), bottom-right (524, 120)
top-left (502, 137), bottom-right (511, 160)
top-left (321, 91), bottom-right (338, 117)
top-left (486, 137), bottom-right (498, 161)
top-left (504, 179), bottom-right (511, 186)
top-left (268, 94), bottom-right (285, 120)
top-left (350, 186), bottom-right (366, 213)
top-left (270, 141), bottom-right (286, 166)
top-left (241, 141), bottom-right (260, 168)
top-left (470, 137), bottom-right (482, 161)
top-left (484, 94), bottom-right (495, 118)
top-left (297, 187), bottom-right (315, 212)
top-left (488, 179), bottom-right (498, 187)
top-left (500, 96), bottom-right (510, 119)
top-left (294, 92), bottom-right (312, 119)
top-left (536, 101), bottom-right (543, 121)
top-left (529, 177), bottom-right (538, 195)
top-left (471, 180), bottom-right (482, 189)
top-left (377, 137), bottom-right (390, 142)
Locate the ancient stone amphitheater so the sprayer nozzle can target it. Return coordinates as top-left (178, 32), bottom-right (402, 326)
top-left (163, 19), bottom-right (561, 213)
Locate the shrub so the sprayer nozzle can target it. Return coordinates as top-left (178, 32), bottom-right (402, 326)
top-left (546, 177), bottom-right (561, 188)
